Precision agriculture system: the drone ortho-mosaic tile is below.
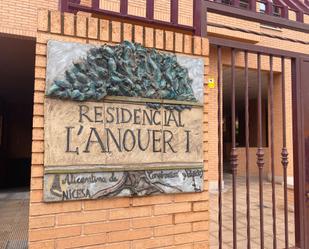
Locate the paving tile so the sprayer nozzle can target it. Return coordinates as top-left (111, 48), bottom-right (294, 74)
top-left (210, 174), bottom-right (295, 248)
top-left (0, 188), bottom-right (29, 249)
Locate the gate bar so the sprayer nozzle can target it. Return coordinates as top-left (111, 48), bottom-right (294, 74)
top-left (281, 57), bottom-right (289, 248)
top-left (217, 46), bottom-right (223, 249)
top-left (244, 51), bottom-right (251, 249)
top-left (256, 53), bottom-right (265, 249)
top-left (231, 48), bottom-right (238, 249)
top-left (269, 55), bottom-right (278, 249)
top-left (209, 37), bottom-right (308, 58)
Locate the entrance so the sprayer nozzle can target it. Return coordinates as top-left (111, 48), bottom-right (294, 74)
top-left (223, 66), bottom-right (269, 175)
top-left (0, 35), bottom-right (35, 248)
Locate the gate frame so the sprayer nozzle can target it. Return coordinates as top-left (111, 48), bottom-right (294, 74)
top-left (293, 56), bottom-right (309, 249)
top-left (209, 36), bottom-right (308, 249)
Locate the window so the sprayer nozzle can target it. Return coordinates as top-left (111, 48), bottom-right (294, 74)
top-left (273, 6), bottom-right (282, 17)
top-left (221, 0), bottom-right (232, 5)
top-left (240, 0), bottom-right (249, 9)
top-left (257, 1), bottom-right (266, 13)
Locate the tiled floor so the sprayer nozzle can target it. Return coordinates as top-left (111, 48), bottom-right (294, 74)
top-left (0, 188), bottom-right (29, 249)
top-left (209, 174), bottom-right (295, 249)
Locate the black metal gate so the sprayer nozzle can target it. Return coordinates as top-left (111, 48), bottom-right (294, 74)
top-left (210, 37), bottom-right (307, 249)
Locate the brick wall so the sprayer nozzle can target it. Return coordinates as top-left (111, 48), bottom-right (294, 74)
top-left (29, 9), bottom-right (210, 249)
top-left (99, 0), bottom-right (193, 26)
top-left (0, 0), bottom-right (59, 38)
top-left (207, 13), bottom-right (309, 53)
top-left (0, 0), bottom-right (194, 38)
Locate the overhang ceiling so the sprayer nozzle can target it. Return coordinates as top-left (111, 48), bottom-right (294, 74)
top-left (0, 37), bottom-right (35, 105)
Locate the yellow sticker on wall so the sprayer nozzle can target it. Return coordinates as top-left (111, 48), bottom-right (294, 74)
top-left (208, 77), bottom-right (216, 88)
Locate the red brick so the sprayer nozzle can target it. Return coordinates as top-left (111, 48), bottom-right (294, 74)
top-left (109, 206), bottom-right (151, 220)
top-left (184, 35), bottom-right (193, 54)
top-left (174, 231), bottom-right (207, 245)
top-left (175, 211), bottom-right (208, 224)
top-left (193, 201), bottom-right (208, 211)
top-left (29, 216), bottom-right (55, 229)
top-left (31, 141), bottom-right (44, 153)
top-left (34, 67), bottom-right (46, 80)
top-left (30, 165), bottom-right (43, 177)
top-left (55, 234), bottom-right (107, 248)
top-left (111, 21), bottom-right (121, 42)
top-left (99, 19), bottom-right (109, 41)
top-left (88, 17), bottom-right (98, 39)
top-left (57, 210), bottom-right (108, 225)
top-left (63, 12), bottom-right (75, 36)
top-left (33, 116), bottom-right (44, 128)
top-left (193, 221), bottom-right (208, 231)
top-left (29, 202), bottom-right (81, 216)
top-left (174, 192), bottom-right (208, 202)
top-left (194, 241), bottom-right (209, 249)
top-left (84, 220), bottom-right (130, 235)
top-left (30, 177), bottom-right (43, 190)
top-left (50, 11), bottom-right (61, 34)
top-left (32, 129), bottom-right (44, 142)
top-left (132, 195), bottom-right (173, 206)
top-left (33, 91), bottom-right (45, 104)
top-left (132, 236), bottom-right (174, 249)
top-left (29, 225), bottom-right (81, 241)
top-left (132, 215), bottom-right (173, 228)
top-left (76, 14), bottom-right (87, 37)
top-left (154, 223), bottom-right (192, 236)
top-left (154, 202), bottom-right (191, 215)
top-left (107, 228), bottom-right (152, 243)
top-left (83, 197), bottom-right (130, 210)
top-left (30, 190), bottom-right (43, 203)
top-left (33, 104), bottom-right (44, 116)
top-left (28, 240), bottom-right (54, 249)
top-left (34, 79), bottom-right (45, 91)
top-left (83, 241), bottom-right (131, 249)
top-left (37, 9), bottom-right (49, 32)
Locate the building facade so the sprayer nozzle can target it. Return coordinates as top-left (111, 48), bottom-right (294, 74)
top-left (0, 0), bottom-right (309, 248)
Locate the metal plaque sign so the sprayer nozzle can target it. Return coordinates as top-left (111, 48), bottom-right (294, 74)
top-left (43, 40), bottom-right (204, 202)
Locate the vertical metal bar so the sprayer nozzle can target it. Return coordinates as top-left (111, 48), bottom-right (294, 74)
top-left (256, 53), bottom-right (265, 249)
top-left (269, 55), bottom-right (277, 249)
top-left (249, 0), bottom-right (256, 11)
top-left (233, 0), bottom-right (240, 8)
top-left (170, 0), bottom-right (179, 24)
top-left (231, 48), bottom-right (238, 249)
top-left (120, 0), bottom-right (128, 15)
top-left (193, 0), bottom-right (207, 37)
top-left (146, 0), bottom-right (154, 20)
top-left (292, 57), bottom-right (304, 249)
top-left (245, 51), bottom-right (251, 249)
top-left (282, 6), bottom-right (289, 19)
top-left (266, 1), bottom-right (273, 15)
top-left (281, 56), bottom-right (289, 248)
top-left (92, 0), bottom-right (99, 10)
top-left (217, 46), bottom-right (223, 249)
top-left (60, 0), bottom-right (69, 12)
top-left (296, 10), bottom-right (304, 23)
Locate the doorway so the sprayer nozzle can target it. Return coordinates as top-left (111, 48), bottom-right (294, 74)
top-left (0, 35), bottom-right (35, 248)
top-left (222, 66), bottom-right (269, 175)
